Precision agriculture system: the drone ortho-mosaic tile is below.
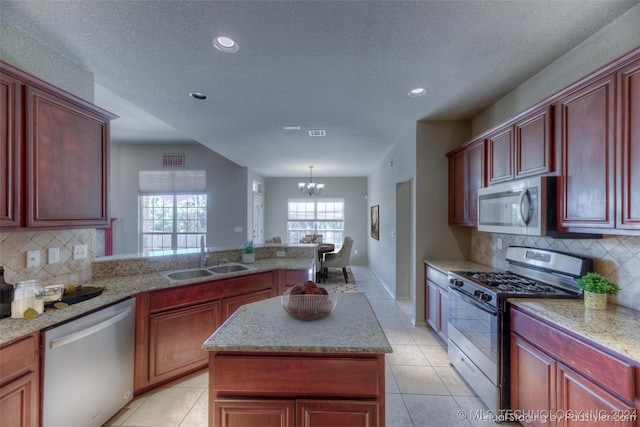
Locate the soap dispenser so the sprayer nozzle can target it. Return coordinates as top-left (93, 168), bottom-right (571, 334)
top-left (0, 266), bottom-right (14, 319)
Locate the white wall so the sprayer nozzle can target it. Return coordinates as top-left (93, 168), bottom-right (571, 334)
top-left (264, 177), bottom-right (368, 265)
top-left (367, 127), bottom-right (417, 298)
top-left (0, 20), bottom-right (94, 102)
top-left (472, 4), bottom-right (640, 135)
top-left (109, 143), bottom-right (248, 255)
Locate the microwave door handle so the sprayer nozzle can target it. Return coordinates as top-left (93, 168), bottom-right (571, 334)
top-left (517, 189), bottom-right (532, 225)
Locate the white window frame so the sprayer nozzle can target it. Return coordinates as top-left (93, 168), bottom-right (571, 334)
top-left (287, 198), bottom-right (345, 248)
top-left (138, 170), bottom-right (207, 253)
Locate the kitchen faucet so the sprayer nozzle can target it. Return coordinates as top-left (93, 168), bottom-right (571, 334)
top-left (200, 236), bottom-right (209, 268)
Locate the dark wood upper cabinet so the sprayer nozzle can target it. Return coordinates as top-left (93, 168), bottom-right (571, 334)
top-left (514, 105), bottom-right (553, 179)
top-left (487, 126), bottom-right (514, 184)
top-left (447, 138), bottom-right (485, 226)
top-left (487, 106), bottom-right (553, 186)
top-left (0, 61), bottom-right (116, 229)
top-left (617, 59), bottom-right (640, 231)
top-left (0, 71), bottom-right (22, 227)
top-left (556, 75), bottom-right (616, 231)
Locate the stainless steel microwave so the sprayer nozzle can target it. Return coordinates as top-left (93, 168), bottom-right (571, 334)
top-left (477, 176), bottom-right (551, 236)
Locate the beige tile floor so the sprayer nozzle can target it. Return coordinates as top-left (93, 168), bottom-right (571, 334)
top-left (105, 266), bottom-right (519, 427)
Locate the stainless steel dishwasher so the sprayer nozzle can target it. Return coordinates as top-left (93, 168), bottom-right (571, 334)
top-left (42, 298), bottom-right (135, 427)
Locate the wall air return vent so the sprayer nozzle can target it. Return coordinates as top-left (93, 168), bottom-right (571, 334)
top-left (308, 129), bottom-right (326, 137)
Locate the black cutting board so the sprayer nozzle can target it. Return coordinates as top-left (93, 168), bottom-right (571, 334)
top-left (46, 286), bottom-right (104, 306)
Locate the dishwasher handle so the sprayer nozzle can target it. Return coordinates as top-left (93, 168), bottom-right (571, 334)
top-left (49, 306), bottom-right (133, 350)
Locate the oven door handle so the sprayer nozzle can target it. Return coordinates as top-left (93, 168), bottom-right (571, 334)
top-left (448, 286), bottom-right (499, 316)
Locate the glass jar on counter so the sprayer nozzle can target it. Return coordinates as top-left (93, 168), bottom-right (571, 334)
top-left (11, 279), bottom-right (44, 318)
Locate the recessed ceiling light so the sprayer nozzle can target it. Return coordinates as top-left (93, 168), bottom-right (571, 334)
top-left (213, 36), bottom-right (239, 53)
top-left (408, 87), bottom-right (426, 97)
top-left (308, 130), bottom-right (326, 137)
top-left (189, 92), bottom-right (208, 100)
top-left (283, 126), bottom-right (301, 130)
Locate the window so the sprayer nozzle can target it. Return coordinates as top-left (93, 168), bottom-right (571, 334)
top-left (138, 170), bottom-right (207, 252)
top-left (287, 198), bottom-right (344, 248)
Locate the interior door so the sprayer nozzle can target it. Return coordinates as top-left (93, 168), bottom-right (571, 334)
top-left (252, 193), bottom-right (264, 243)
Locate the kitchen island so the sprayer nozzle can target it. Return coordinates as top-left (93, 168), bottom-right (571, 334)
top-left (202, 292), bottom-right (392, 427)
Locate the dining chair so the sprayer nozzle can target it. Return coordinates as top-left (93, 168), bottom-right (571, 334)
top-left (321, 237), bottom-right (354, 283)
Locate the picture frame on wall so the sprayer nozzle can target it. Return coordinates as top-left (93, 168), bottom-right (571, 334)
top-left (371, 205), bottom-right (379, 240)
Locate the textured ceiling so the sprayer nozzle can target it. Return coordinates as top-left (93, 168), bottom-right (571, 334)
top-left (1, 1), bottom-right (637, 177)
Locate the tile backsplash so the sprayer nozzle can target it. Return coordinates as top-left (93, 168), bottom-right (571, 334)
top-left (471, 230), bottom-right (640, 311)
top-left (0, 229), bottom-right (95, 286)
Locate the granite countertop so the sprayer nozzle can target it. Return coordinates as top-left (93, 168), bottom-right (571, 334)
top-left (202, 293), bottom-right (393, 354)
top-left (425, 259), bottom-right (499, 274)
top-left (509, 299), bottom-right (640, 363)
top-left (0, 257), bottom-right (313, 346)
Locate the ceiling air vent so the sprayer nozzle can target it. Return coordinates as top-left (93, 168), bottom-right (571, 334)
top-left (308, 129), bottom-right (326, 137)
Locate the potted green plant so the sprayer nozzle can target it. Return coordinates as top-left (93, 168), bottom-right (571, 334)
top-left (577, 272), bottom-right (620, 310)
top-left (242, 240), bottom-right (255, 264)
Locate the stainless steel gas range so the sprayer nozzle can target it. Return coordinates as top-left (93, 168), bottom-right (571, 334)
top-left (447, 246), bottom-right (593, 418)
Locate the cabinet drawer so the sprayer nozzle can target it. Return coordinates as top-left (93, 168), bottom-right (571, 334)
top-left (0, 334), bottom-right (38, 384)
top-left (150, 281), bottom-right (224, 312)
top-left (425, 265), bottom-right (449, 289)
top-left (212, 354), bottom-right (382, 398)
top-left (510, 308), bottom-right (634, 401)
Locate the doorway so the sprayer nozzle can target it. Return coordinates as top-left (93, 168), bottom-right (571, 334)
top-left (395, 179), bottom-right (413, 300)
top-left (252, 193), bottom-right (264, 243)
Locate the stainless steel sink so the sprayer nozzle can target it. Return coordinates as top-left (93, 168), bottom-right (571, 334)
top-left (208, 264), bottom-right (251, 274)
top-left (164, 269), bottom-right (213, 281)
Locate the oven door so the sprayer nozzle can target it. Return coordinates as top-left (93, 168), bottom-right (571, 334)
top-left (447, 286), bottom-right (500, 384)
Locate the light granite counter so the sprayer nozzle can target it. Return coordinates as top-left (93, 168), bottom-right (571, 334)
top-left (0, 257), bottom-right (313, 346)
top-left (509, 299), bottom-right (640, 363)
top-left (425, 259), bottom-right (499, 274)
top-left (202, 292), bottom-right (393, 354)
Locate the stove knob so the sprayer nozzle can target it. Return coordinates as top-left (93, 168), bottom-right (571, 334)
top-left (480, 293), bottom-right (492, 302)
top-left (473, 290), bottom-right (483, 298)
top-left (449, 278), bottom-right (464, 287)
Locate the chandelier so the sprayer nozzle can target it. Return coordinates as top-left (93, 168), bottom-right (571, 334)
top-left (298, 166), bottom-right (325, 196)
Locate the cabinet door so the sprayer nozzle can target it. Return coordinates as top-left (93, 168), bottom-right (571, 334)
top-left (297, 400), bottom-right (379, 427)
top-left (0, 71), bottom-right (22, 227)
top-left (557, 363), bottom-right (635, 427)
top-left (215, 399), bottom-right (295, 427)
top-left (510, 334), bottom-right (556, 427)
top-left (25, 85), bottom-right (110, 227)
top-left (556, 76), bottom-right (615, 230)
top-left (0, 372), bottom-right (38, 427)
top-left (515, 106), bottom-right (554, 179)
top-left (0, 334), bottom-right (39, 427)
top-left (466, 140), bottom-right (485, 224)
top-left (448, 139), bottom-right (484, 226)
top-left (487, 126), bottom-right (514, 184)
top-left (223, 288), bottom-right (273, 319)
top-left (426, 280), bottom-right (439, 332)
top-left (617, 59), bottom-right (640, 230)
top-left (148, 301), bottom-right (220, 384)
top-left (439, 289), bottom-right (448, 340)
top-left (448, 150), bottom-right (467, 225)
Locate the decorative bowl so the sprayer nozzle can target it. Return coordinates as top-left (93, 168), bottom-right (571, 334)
top-left (281, 290), bottom-right (337, 321)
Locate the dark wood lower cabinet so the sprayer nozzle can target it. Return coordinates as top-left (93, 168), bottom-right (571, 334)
top-left (216, 399), bottom-right (295, 427)
top-left (297, 400), bottom-right (379, 427)
top-left (210, 352), bottom-right (385, 427)
top-left (0, 334), bottom-right (39, 427)
top-left (148, 300), bottom-right (221, 384)
top-left (510, 333), bottom-right (556, 427)
top-left (135, 271), bottom-right (279, 394)
top-left (557, 363), bottom-right (635, 427)
top-left (510, 307), bottom-right (637, 427)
